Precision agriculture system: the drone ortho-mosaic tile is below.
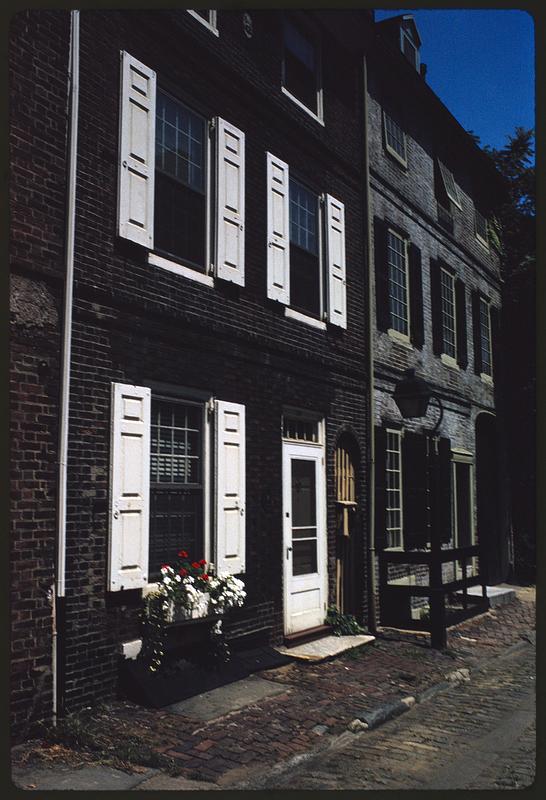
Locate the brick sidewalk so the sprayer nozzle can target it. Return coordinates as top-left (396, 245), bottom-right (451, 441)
top-left (13, 588), bottom-right (535, 786)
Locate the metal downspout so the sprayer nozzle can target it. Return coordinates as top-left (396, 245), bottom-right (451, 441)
top-left (54, 8), bottom-right (79, 724)
top-left (362, 55), bottom-right (377, 634)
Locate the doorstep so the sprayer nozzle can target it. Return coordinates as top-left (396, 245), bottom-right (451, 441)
top-left (455, 585), bottom-right (516, 608)
top-left (275, 634), bottom-right (375, 662)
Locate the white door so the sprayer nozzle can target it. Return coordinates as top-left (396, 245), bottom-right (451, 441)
top-left (282, 442), bottom-right (327, 634)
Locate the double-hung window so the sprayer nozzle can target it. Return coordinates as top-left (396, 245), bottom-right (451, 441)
top-left (383, 111), bottom-right (407, 167)
top-left (478, 297), bottom-right (493, 377)
top-left (437, 160), bottom-right (462, 210)
top-left (108, 383), bottom-right (246, 591)
top-left (475, 209), bottom-right (489, 249)
top-left (440, 267), bottom-right (457, 361)
top-left (118, 51), bottom-right (245, 287)
top-left (282, 17), bottom-right (323, 123)
top-left (387, 229), bottom-right (410, 338)
top-left (266, 152), bottom-right (347, 329)
top-left (386, 429), bottom-right (403, 549)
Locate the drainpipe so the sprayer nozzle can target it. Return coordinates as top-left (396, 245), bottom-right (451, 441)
top-left (53, 8), bottom-right (79, 724)
top-left (362, 54), bottom-right (377, 634)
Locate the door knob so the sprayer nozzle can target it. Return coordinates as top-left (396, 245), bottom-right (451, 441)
top-left (286, 546), bottom-right (292, 559)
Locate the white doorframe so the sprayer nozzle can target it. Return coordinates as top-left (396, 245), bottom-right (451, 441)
top-left (282, 440), bottom-right (327, 635)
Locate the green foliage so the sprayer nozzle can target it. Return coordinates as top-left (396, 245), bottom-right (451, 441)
top-left (326, 606), bottom-right (366, 636)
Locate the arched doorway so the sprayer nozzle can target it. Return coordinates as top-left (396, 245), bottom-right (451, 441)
top-left (475, 413), bottom-right (509, 584)
top-left (334, 433), bottom-right (362, 617)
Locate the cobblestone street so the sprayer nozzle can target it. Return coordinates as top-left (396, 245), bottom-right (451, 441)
top-left (235, 636), bottom-right (536, 790)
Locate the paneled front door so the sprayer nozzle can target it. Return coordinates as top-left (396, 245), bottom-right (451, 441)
top-left (282, 442), bottom-right (327, 635)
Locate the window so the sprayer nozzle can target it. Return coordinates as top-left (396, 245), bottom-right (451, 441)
top-left (149, 398), bottom-right (204, 577)
top-left (399, 21), bottom-right (420, 71)
top-left (440, 267), bottom-right (457, 360)
top-left (383, 112), bottom-right (407, 166)
top-left (155, 91), bottom-right (208, 271)
top-left (289, 179), bottom-right (321, 318)
top-left (438, 161), bottom-right (462, 210)
top-left (479, 298), bottom-right (493, 376)
top-left (387, 229), bottom-right (410, 337)
top-left (187, 9), bottom-right (218, 35)
top-left (282, 17), bottom-right (323, 122)
top-left (475, 210), bottom-right (489, 248)
top-left (118, 51), bottom-right (245, 287)
top-left (266, 152), bottom-right (347, 329)
top-left (283, 416), bottom-right (320, 443)
top-left (108, 383), bottom-right (246, 592)
top-left (386, 430), bottom-right (403, 549)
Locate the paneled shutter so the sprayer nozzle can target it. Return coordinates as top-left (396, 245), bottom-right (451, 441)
top-left (266, 152), bottom-right (290, 304)
top-left (215, 401), bottom-right (246, 575)
top-left (455, 278), bottom-right (468, 369)
top-left (374, 217), bottom-right (390, 332)
top-left (438, 437), bottom-right (452, 544)
top-left (471, 290), bottom-right (483, 374)
top-left (109, 382), bottom-right (151, 591)
top-left (118, 51), bottom-right (156, 248)
top-left (402, 432), bottom-right (429, 550)
top-left (374, 427), bottom-right (388, 550)
top-left (430, 258), bottom-right (443, 355)
top-left (408, 243), bottom-right (424, 348)
top-left (215, 118), bottom-right (245, 285)
top-left (325, 194), bottom-right (347, 328)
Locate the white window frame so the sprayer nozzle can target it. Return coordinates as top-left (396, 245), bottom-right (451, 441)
top-left (438, 161), bottom-right (462, 210)
top-left (383, 110), bottom-right (408, 167)
top-left (281, 16), bottom-right (324, 126)
top-left (187, 9), bottom-right (219, 36)
top-left (475, 209), bottom-right (490, 250)
top-left (386, 228), bottom-right (411, 344)
top-left (286, 179), bottom-right (325, 327)
top-left (282, 410), bottom-right (324, 445)
top-left (451, 450), bottom-right (477, 578)
top-left (439, 266), bottom-right (459, 369)
top-left (400, 27), bottom-right (420, 72)
top-left (385, 428), bottom-right (404, 551)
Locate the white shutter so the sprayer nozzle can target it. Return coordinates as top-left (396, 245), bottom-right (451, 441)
top-left (266, 152), bottom-right (290, 304)
top-left (215, 119), bottom-right (245, 285)
top-left (118, 51), bottom-right (156, 248)
top-left (325, 194), bottom-right (347, 329)
top-left (215, 401), bottom-right (246, 575)
top-left (109, 383), bottom-right (151, 591)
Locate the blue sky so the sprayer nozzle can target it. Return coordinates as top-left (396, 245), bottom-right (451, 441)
top-left (374, 9), bottom-right (535, 152)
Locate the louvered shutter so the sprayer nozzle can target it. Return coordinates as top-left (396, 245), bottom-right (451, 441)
top-left (266, 152), bottom-right (290, 304)
top-left (117, 52), bottom-right (156, 248)
top-left (471, 290), bottom-right (482, 374)
top-left (109, 383), bottom-right (151, 591)
top-left (438, 437), bottom-right (452, 544)
top-left (374, 427), bottom-right (388, 550)
top-left (215, 119), bottom-right (245, 285)
top-left (455, 278), bottom-right (468, 369)
top-left (374, 217), bottom-right (390, 332)
top-left (408, 243), bottom-right (424, 348)
top-left (430, 258), bottom-right (443, 355)
top-left (402, 433), bottom-right (429, 550)
top-left (215, 401), bottom-right (246, 575)
top-left (325, 194), bottom-right (347, 328)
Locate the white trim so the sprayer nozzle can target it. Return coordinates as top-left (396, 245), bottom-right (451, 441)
top-left (121, 639), bottom-right (143, 660)
top-left (480, 372), bottom-right (494, 386)
top-left (386, 227), bottom-right (411, 338)
top-left (149, 252), bottom-right (215, 287)
top-left (187, 9), bottom-right (219, 36)
top-left (438, 161), bottom-right (462, 210)
top-left (281, 86), bottom-right (325, 126)
top-left (284, 306), bottom-right (327, 330)
top-left (385, 427), bottom-right (404, 551)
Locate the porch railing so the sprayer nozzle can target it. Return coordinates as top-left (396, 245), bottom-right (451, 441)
top-left (379, 544), bottom-right (488, 648)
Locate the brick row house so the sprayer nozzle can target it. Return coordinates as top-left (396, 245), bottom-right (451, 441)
top-left (9, 9), bottom-right (510, 737)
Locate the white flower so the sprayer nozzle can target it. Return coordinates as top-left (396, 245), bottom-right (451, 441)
top-left (175, 574), bottom-right (181, 582)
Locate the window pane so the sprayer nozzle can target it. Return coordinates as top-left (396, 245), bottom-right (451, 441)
top-left (283, 20), bottom-right (318, 113)
top-left (149, 489), bottom-right (203, 578)
top-left (293, 540), bottom-right (318, 576)
top-left (289, 180), bottom-right (318, 254)
top-left (479, 299), bottom-right (492, 375)
top-left (387, 231), bottom-right (409, 335)
top-left (386, 431), bottom-right (403, 548)
top-left (291, 459), bottom-right (316, 528)
top-left (385, 113), bottom-right (407, 161)
top-left (440, 269), bottom-right (457, 358)
top-left (154, 172), bottom-right (206, 268)
top-left (156, 91), bottom-right (205, 191)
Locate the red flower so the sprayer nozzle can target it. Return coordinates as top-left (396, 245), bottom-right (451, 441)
top-left (179, 567), bottom-right (187, 576)
top-left (160, 563), bottom-right (170, 570)
top-left (178, 550), bottom-right (188, 558)
top-left (199, 559), bottom-right (207, 566)
top-left (192, 562), bottom-right (200, 569)
top-left (202, 574), bottom-right (209, 581)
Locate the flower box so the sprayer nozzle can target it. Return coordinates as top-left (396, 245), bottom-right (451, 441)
top-left (167, 592), bottom-right (211, 623)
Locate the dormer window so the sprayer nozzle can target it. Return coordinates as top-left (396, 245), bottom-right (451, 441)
top-left (399, 18), bottom-right (421, 72)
